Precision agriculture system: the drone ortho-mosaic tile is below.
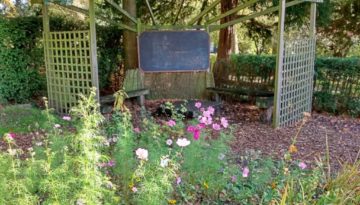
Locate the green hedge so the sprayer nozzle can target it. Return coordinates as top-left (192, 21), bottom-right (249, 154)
top-left (229, 54), bottom-right (360, 117)
top-left (0, 16), bottom-right (123, 103)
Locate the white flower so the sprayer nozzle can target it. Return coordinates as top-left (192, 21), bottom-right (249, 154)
top-left (176, 138), bottom-right (191, 147)
top-left (166, 139), bottom-right (173, 146)
top-left (7, 149), bottom-right (17, 156)
top-left (35, 141), bottom-right (43, 146)
top-left (160, 157), bottom-right (170, 168)
top-left (112, 137), bottom-right (118, 142)
top-left (135, 148), bottom-right (148, 161)
top-left (54, 124), bottom-right (61, 129)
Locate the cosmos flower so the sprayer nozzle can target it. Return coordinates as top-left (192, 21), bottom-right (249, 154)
top-left (298, 162), bottom-right (307, 170)
top-left (195, 102), bottom-right (202, 108)
top-left (135, 148), bottom-right (148, 161)
top-left (176, 138), bottom-right (191, 147)
top-left (167, 119), bottom-right (176, 127)
top-left (62, 116), bottom-right (71, 121)
top-left (166, 139), bottom-right (173, 146)
top-left (242, 166), bottom-right (250, 178)
top-left (212, 123), bottom-right (221, 131)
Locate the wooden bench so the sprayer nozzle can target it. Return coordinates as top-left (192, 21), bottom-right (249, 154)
top-left (207, 87), bottom-right (274, 108)
top-left (100, 69), bottom-right (149, 107)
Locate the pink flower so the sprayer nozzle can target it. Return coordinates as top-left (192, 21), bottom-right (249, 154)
top-left (298, 162), bottom-right (307, 170)
top-left (187, 125), bottom-right (196, 132)
top-left (231, 175), bottom-right (237, 183)
top-left (242, 167), bottom-right (249, 178)
top-left (176, 177), bottom-right (182, 185)
top-left (193, 130), bottom-right (201, 140)
top-left (220, 117), bottom-right (229, 128)
top-left (131, 186), bottom-right (138, 193)
top-left (195, 102), bottom-right (202, 109)
top-left (212, 123), bottom-right (221, 131)
top-left (207, 106), bottom-right (215, 115)
top-left (133, 127), bottom-right (141, 133)
top-left (62, 116), bottom-right (71, 121)
top-left (107, 160), bottom-right (116, 167)
top-left (135, 148), bottom-right (149, 161)
top-left (187, 125), bottom-right (202, 140)
top-left (197, 123), bottom-right (206, 129)
top-left (167, 119), bottom-right (176, 127)
top-left (203, 110), bottom-right (212, 118)
top-left (176, 138), bottom-right (191, 147)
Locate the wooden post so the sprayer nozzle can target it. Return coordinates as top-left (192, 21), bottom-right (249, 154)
top-left (272, 0), bottom-right (286, 128)
top-left (42, 0), bottom-right (53, 107)
top-left (310, 2), bottom-right (316, 37)
top-left (89, 0), bottom-right (100, 102)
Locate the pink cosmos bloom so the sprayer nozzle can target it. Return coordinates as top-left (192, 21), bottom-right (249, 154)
top-left (220, 117), bottom-right (229, 128)
top-left (298, 162), bottom-right (307, 170)
top-left (207, 106), bottom-right (215, 115)
top-left (203, 110), bottom-right (212, 118)
top-left (107, 160), bottom-right (116, 167)
top-left (9, 133), bottom-right (16, 138)
top-left (197, 123), bottom-right (206, 129)
top-left (133, 127), bottom-right (141, 133)
top-left (204, 117), bottom-right (212, 125)
top-left (187, 125), bottom-right (196, 132)
top-left (242, 167), bottom-right (250, 178)
top-left (193, 130), bottom-right (200, 140)
top-left (62, 116), bottom-right (71, 121)
top-left (131, 186), bottom-right (138, 193)
top-left (195, 102), bottom-right (202, 109)
top-left (176, 177), bottom-right (182, 185)
top-left (167, 119), bottom-right (176, 127)
top-left (231, 175), bottom-right (237, 183)
top-left (212, 123), bottom-right (221, 131)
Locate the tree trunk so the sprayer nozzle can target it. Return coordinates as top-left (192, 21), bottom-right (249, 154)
top-left (216, 0), bottom-right (238, 61)
top-left (123, 0), bottom-right (138, 70)
top-left (213, 0), bottom-right (238, 87)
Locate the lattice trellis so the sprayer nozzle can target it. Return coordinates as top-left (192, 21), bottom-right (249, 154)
top-left (278, 37), bottom-right (316, 127)
top-left (44, 30), bottom-right (93, 114)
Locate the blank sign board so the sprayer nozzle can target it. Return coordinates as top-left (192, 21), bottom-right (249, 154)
top-left (138, 31), bottom-right (210, 72)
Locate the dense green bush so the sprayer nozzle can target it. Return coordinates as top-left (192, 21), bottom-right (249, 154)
top-left (0, 17), bottom-right (44, 103)
top-left (230, 54), bottom-right (360, 117)
top-left (0, 16), bottom-right (123, 103)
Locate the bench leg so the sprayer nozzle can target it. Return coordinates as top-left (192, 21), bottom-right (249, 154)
top-left (138, 95), bottom-right (145, 107)
top-left (215, 93), bottom-right (221, 103)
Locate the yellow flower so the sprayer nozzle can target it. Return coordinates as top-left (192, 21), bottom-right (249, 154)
top-left (289, 144), bottom-right (298, 153)
top-left (128, 182), bottom-right (134, 188)
top-left (168, 199), bottom-right (176, 204)
top-left (271, 182), bottom-right (277, 189)
top-left (284, 167), bottom-right (289, 175)
top-left (203, 181), bottom-right (209, 189)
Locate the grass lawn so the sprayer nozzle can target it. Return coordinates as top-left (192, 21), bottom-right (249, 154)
top-left (0, 105), bottom-right (62, 136)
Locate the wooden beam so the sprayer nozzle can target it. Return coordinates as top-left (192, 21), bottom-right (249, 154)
top-left (188, 0), bottom-right (220, 25)
top-left (105, 0), bottom-right (137, 24)
top-left (209, 0), bottom-right (303, 32)
top-left (272, 0), bottom-right (286, 128)
top-left (206, 0), bottom-right (259, 25)
top-left (52, 2), bottom-right (137, 32)
top-left (89, 0), bottom-right (100, 102)
top-left (145, 0), bottom-right (157, 25)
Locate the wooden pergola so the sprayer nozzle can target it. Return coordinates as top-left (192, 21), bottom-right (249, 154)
top-left (36, 0), bottom-right (322, 127)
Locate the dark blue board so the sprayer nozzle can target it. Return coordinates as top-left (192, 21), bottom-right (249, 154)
top-left (138, 31), bottom-right (210, 72)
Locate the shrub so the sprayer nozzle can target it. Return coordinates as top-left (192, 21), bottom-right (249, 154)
top-left (0, 16), bottom-right (123, 102)
top-left (0, 17), bottom-right (44, 103)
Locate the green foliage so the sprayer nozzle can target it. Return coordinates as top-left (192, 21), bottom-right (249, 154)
top-left (230, 54), bottom-right (360, 116)
top-left (0, 16), bottom-right (44, 103)
top-left (0, 105), bottom-right (64, 136)
top-left (0, 89), bottom-right (118, 204)
top-left (0, 16), bottom-right (123, 102)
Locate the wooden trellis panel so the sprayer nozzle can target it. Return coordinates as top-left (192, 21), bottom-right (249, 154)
top-left (44, 30), bottom-right (93, 114)
top-left (277, 37), bottom-right (316, 127)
